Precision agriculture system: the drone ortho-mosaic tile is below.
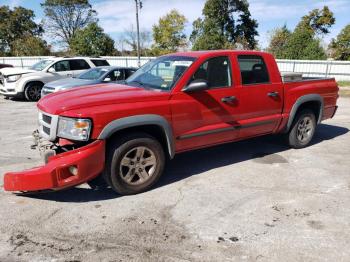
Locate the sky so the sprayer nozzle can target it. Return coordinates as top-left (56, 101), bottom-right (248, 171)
top-left (1, 0), bottom-right (349, 50)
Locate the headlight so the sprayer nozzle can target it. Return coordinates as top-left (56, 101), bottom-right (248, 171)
top-left (57, 117), bottom-right (91, 141)
top-left (6, 74), bottom-right (21, 82)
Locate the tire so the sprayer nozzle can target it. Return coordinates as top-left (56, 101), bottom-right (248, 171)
top-left (87, 175), bottom-right (109, 190)
top-left (287, 109), bottom-right (316, 149)
top-left (24, 82), bottom-right (43, 101)
top-left (104, 132), bottom-right (165, 195)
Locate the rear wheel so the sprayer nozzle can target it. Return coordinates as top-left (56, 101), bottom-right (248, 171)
top-left (104, 133), bottom-right (165, 195)
top-left (24, 82), bottom-right (43, 101)
top-left (287, 109), bottom-right (316, 148)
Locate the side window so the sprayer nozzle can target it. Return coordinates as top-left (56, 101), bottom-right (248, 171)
top-left (105, 69), bottom-right (124, 81)
top-left (237, 55), bottom-right (270, 85)
top-left (52, 60), bottom-right (70, 72)
top-left (190, 56), bottom-right (232, 88)
top-left (91, 59), bottom-right (110, 67)
top-left (70, 59), bottom-right (91, 71)
top-left (125, 69), bottom-right (136, 78)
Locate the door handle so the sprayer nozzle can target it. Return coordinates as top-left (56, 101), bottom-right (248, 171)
top-left (221, 96), bottom-right (236, 103)
top-left (267, 91), bottom-right (279, 97)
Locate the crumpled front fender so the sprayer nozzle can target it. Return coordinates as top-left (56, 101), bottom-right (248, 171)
top-left (4, 140), bottom-right (105, 192)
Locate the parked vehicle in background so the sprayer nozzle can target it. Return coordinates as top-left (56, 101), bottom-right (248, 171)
top-left (4, 50), bottom-right (338, 195)
top-left (0, 57), bottom-right (110, 101)
top-left (0, 63), bottom-right (13, 69)
top-left (41, 66), bottom-right (137, 97)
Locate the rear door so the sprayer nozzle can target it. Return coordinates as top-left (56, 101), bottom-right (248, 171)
top-left (234, 54), bottom-right (283, 138)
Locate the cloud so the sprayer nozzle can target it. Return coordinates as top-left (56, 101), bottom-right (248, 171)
top-left (92, 0), bottom-right (203, 34)
top-left (249, 0), bottom-right (349, 22)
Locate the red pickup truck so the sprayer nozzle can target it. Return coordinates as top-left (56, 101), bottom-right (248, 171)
top-left (4, 50), bottom-right (339, 195)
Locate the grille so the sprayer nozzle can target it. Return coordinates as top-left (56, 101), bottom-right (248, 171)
top-left (0, 73), bottom-right (4, 86)
top-left (42, 114), bottom-right (52, 124)
top-left (43, 126), bottom-right (50, 135)
top-left (38, 111), bottom-right (59, 141)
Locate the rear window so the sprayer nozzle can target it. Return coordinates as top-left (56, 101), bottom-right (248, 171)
top-left (91, 59), bottom-right (110, 67)
top-left (237, 55), bottom-right (269, 85)
top-left (70, 59), bottom-right (91, 70)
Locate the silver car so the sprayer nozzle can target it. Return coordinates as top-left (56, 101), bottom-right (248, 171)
top-left (41, 66), bottom-right (137, 97)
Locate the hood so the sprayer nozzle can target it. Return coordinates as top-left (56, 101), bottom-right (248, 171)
top-left (0, 67), bottom-right (35, 76)
top-left (45, 77), bottom-right (98, 89)
top-left (38, 83), bottom-right (171, 115)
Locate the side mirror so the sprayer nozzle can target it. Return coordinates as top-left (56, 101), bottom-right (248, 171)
top-left (104, 77), bottom-right (111, 82)
top-left (183, 80), bottom-right (209, 93)
top-left (48, 67), bottom-right (56, 73)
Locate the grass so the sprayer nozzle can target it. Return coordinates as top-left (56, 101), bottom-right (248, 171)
top-left (337, 81), bottom-right (350, 97)
top-left (337, 81), bottom-right (350, 87)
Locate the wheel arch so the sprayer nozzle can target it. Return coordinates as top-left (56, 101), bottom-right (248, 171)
top-left (98, 114), bottom-right (175, 158)
top-left (24, 80), bottom-right (45, 90)
top-left (285, 94), bottom-right (324, 133)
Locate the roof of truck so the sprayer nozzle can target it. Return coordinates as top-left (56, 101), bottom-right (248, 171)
top-left (168, 50), bottom-right (270, 58)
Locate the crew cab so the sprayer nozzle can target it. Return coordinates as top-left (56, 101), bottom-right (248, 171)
top-left (3, 50), bottom-right (339, 195)
top-left (0, 57), bottom-right (110, 101)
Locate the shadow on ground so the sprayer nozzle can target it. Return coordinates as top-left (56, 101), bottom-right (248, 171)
top-left (24, 123), bottom-right (348, 202)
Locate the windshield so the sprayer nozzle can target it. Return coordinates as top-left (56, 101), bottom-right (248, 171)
top-left (126, 56), bottom-right (195, 90)
top-left (78, 67), bottom-right (109, 80)
top-left (30, 60), bottom-right (54, 71)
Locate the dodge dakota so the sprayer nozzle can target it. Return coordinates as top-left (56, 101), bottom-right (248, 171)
top-left (3, 50), bottom-right (339, 195)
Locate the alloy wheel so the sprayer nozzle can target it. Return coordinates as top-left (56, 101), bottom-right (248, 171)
top-left (119, 146), bottom-right (157, 185)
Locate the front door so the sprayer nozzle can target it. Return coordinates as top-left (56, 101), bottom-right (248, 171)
top-left (171, 55), bottom-right (240, 152)
top-left (48, 60), bottom-right (74, 81)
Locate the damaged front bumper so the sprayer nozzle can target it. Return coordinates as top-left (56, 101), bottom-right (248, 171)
top-left (4, 133), bottom-right (105, 192)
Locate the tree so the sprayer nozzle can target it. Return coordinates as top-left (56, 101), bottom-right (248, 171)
top-left (330, 24), bottom-right (350, 60)
top-left (11, 35), bottom-right (50, 56)
top-left (152, 9), bottom-right (187, 55)
top-left (191, 0), bottom-right (258, 50)
top-left (268, 6), bottom-right (335, 60)
top-left (0, 6), bottom-right (43, 55)
top-left (121, 24), bottom-right (152, 56)
top-left (296, 6), bottom-right (335, 36)
top-left (283, 27), bottom-right (327, 60)
top-left (41, 0), bottom-right (97, 47)
top-left (69, 22), bottom-right (115, 56)
top-left (267, 25), bottom-right (291, 58)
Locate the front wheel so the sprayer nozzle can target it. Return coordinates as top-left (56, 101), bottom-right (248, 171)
top-left (287, 109), bottom-right (316, 149)
top-left (24, 83), bottom-right (43, 101)
top-left (104, 133), bottom-right (165, 195)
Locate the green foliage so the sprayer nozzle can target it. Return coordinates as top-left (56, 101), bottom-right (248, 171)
top-left (283, 28), bottom-right (326, 60)
top-left (267, 25), bottom-right (291, 58)
top-left (41, 0), bottom-right (97, 47)
top-left (0, 5), bottom-right (43, 55)
top-left (191, 0), bottom-right (258, 50)
top-left (152, 9), bottom-right (187, 55)
top-left (296, 6), bottom-right (335, 35)
top-left (69, 22), bottom-right (115, 56)
top-left (11, 35), bottom-right (50, 56)
top-left (267, 6), bottom-right (334, 60)
top-left (330, 24), bottom-right (350, 60)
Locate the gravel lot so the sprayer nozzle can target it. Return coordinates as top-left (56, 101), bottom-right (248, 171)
top-left (0, 97), bottom-right (349, 262)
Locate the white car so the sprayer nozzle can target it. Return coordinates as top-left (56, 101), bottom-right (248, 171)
top-left (0, 57), bottom-right (110, 101)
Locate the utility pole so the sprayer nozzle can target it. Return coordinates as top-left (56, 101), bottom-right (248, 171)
top-left (135, 0), bottom-right (142, 67)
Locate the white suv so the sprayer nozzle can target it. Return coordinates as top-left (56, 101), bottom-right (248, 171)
top-left (0, 57), bottom-right (110, 101)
